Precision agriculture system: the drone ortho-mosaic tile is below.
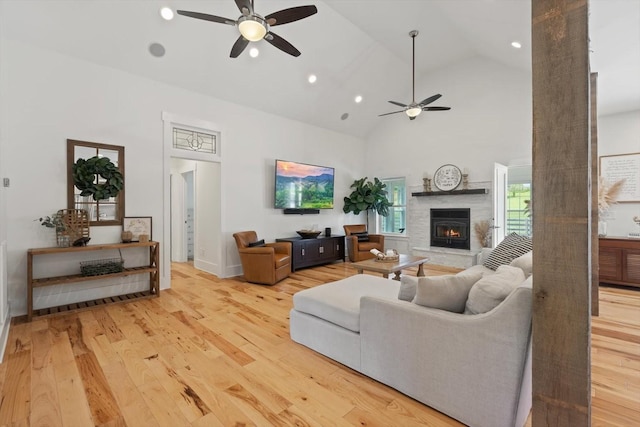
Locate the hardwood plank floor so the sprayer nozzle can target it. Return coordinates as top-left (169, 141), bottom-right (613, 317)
top-left (1, 261), bottom-right (638, 426)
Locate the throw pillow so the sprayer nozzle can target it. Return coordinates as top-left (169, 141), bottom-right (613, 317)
top-left (483, 232), bottom-right (532, 271)
top-left (412, 272), bottom-right (483, 313)
top-left (353, 232), bottom-right (369, 242)
top-left (398, 275), bottom-right (419, 301)
top-left (464, 265), bottom-right (525, 315)
top-left (509, 250), bottom-right (533, 277)
top-left (248, 239), bottom-right (265, 247)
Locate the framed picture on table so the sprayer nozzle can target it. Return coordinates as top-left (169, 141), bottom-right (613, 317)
top-left (123, 216), bottom-right (152, 242)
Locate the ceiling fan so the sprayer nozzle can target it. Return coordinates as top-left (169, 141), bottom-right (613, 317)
top-left (380, 30), bottom-right (451, 120)
top-left (177, 0), bottom-right (317, 58)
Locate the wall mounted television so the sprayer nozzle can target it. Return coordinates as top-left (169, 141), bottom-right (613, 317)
top-left (275, 159), bottom-right (335, 210)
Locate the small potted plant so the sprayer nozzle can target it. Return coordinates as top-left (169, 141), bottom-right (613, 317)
top-left (37, 212), bottom-right (69, 247)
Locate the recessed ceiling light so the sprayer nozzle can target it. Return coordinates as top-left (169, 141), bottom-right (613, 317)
top-left (160, 7), bottom-right (174, 21)
top-left (511, 41), bottom-right (522, 49)
top-left (354, 95), bottom-right (363, 103)
top-left (149, 43), bottom-right (166, 57)
top-left (249, 47), bottom-right (259, 58)
top-left (308, 74), bottom-right (317, 84)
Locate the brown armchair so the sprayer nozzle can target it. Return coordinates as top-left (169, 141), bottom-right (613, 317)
top-left (233, 231), bottom-right (292, 285)
top-left (343, 224), bottom-right (385, 262)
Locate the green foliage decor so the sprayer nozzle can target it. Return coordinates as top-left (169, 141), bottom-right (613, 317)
top-left (72, 156), bottom-right (124, 201)
top-left (343, 177), bottom-right (393, 217)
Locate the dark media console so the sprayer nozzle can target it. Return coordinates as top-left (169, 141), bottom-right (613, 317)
top-left (276, 235), bottom-right (345, 271)
top-left (283, 208), bottom-right (320, 215)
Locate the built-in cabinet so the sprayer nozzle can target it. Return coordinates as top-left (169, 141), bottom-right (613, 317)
top-left (599, 237), bottom-right (640, 288)
top-left (276, 235), bottom-right (345, 271)
top-left (27, 241), bottom-right (160, 321)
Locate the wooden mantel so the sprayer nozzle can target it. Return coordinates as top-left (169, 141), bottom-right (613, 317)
top-left (411, 188), bottom-right (488, 197)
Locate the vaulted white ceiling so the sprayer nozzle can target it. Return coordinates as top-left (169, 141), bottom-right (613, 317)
top-left (1, 0), bottom-right (638, 138)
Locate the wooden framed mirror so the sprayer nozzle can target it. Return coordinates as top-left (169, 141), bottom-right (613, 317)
top-left (67, 139), bottom-right (125, 226)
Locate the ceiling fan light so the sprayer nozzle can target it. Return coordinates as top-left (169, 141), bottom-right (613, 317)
top-left (406, 106), bottom-right (422, 118)
top-left (238, 18), bottom-right (267, 42)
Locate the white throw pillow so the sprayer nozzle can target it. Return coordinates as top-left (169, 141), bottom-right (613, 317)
top-left (464, 265), bottom-right (526, 315)
top-left (412, 272), bottom-right (483, 313)
top-left (398, 275), bottom-right (419, 302)
top-left (509, 250), bottom-right (533, 277)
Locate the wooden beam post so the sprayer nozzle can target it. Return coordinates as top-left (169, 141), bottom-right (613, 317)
top-left (591, 72), bottom-right (599, 317)
top-left (532, 0), bottom-right (591, 425)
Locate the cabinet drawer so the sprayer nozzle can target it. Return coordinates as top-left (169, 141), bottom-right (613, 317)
top-left (624, 250), bottom-right (640, 283)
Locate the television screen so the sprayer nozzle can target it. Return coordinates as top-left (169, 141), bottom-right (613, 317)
top-left (275, 160), bottom-right (335, 209)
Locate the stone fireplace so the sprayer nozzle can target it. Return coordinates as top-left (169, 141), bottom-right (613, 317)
top-left (430, 208), bottom-right (471, 250)
top-left (407, 180), bottom-right (493, 268)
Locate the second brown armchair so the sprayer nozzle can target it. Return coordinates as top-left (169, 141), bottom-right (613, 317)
top-left (343, 224), bottom-right (385, 262)
top-left (233, 231), bottom-right (292, 285)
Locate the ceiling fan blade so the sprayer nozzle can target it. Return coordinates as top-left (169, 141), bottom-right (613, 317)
top-left (176, 10), bottom-right (236, 25)
top-left (418, 94), bottom-right (442, 107)
top-left (378, 110), bottom-right (405, 117)
top-left (230, 36), bottom-right (250, 58)
top-left (423, 106), bottom-right (451, 111)
top-left (234, 0), bottom-right (253, 16)
top-left (388, 101), bottom-right (407, 108)
top-left (265, 5), bottom-right (318, 26)
top-left (264, 32), bottom-right (301, 57)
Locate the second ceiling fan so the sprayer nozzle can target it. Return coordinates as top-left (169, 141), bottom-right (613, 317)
top-left (380, 30), bottom-right (451, 120)
top-left (177, 0), bottom-right (317, 58)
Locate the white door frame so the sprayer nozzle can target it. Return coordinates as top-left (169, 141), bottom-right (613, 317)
top-left (162, 112), bottom-right (224, 289)
top-left (493, 163), bottom-right (508, 247)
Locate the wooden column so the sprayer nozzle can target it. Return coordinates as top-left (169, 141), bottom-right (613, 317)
top-left (591, 72), bottom-right (599, 316)
top-left (532, 0), bottom-right (591, 425)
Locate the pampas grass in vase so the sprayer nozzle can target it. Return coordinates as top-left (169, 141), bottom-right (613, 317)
top-left (598, 176), bottom-right (625, 215)
top-left (474, 220), bottom-right (492, 248)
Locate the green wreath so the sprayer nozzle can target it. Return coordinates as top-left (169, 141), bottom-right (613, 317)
top-left (72, 156), bottom-right (124, 201)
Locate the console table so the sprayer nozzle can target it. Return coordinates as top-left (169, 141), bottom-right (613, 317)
top-left (27, 241), bottom-right (160, 321)
top-left (599, 237), bottom-right (640, 288)
top-left (276, 235), bottom-right (345, 271)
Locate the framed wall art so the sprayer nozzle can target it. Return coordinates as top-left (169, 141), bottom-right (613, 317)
top-left (122, 217), bottom-right (152, 242)
top-left (599, 152), bottom-right (640, 202)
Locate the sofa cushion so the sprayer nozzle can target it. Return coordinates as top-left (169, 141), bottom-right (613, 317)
top-left (464, 265), bottom-right (526, 314)
top-left (292, 274), bottom-right (399, 332)
top-left (274, 253), bottom-right (290, 269)
top-left (412, 272), bottom-right (483, 313)
top-left (357, 241), bottom-right (381, 252)
top-left (509, 250), bottom-right (533, 277)
top-left (483, 233), bottom-right (532, 271)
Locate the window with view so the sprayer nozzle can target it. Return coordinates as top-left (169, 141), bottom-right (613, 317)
top-left (379, 178), bottom-right (406, 234)
top-left (506, 166), bottom-right (532, 237)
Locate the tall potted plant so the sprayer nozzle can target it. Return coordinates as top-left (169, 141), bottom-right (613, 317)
top-left (343, 177), bottom-right (392, 227)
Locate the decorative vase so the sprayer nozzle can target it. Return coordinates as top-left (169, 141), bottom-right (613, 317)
top-left (57, 234), bottom-right (70, 248)
top-left (121, 231), bottom-right (133, 243)
top-left (598, 220), bottom-right (607, 237)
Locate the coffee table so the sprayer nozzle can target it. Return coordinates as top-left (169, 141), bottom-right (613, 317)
top-left (350, 254), bottom-right (430, 281)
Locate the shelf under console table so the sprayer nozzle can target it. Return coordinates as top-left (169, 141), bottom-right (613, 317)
top-left (27, 241), bottom-right (160, 321)
top-left (276, 235), bottom-right (345, 272)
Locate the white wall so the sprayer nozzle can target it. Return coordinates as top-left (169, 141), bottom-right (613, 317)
top-left (598, 110), bottom-right (640, 236)
top-left (0, 38), bottom-right (366, 316)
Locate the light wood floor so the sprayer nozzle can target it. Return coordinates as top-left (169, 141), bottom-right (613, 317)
top-left (0, 262), bottom-right (638, 426)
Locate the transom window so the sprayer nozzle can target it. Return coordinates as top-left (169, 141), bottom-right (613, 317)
top-left (173, 127), bottom-right (217, 154)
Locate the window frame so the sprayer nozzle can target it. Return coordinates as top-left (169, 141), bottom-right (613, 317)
top-left (377, 177), bottom-right (407, 235)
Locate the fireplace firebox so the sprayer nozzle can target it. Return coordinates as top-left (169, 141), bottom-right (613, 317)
top-left (430, 208), bottom-right (471, 250)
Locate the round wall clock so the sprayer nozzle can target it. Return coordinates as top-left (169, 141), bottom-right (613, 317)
top-left (433, 164), bottom-right (462, 191)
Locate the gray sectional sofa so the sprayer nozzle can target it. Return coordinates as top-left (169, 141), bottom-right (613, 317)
top-left (290, 250), bottom-right (533, 427)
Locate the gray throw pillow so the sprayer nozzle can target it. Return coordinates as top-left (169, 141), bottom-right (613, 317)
top-left (412, 272), bottom-right (483, 313)
top-left (483, 233), bottom-right (532, 271)
top-left (464, 265), bottom-right (525, 314)
top-left (509, 250), bottom-right (533, 277)
top-left (398, 275), bottom-right (419, 301)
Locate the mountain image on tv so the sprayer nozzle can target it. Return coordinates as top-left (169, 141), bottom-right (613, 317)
top-left (275, 160), bottom-right (335, 209)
